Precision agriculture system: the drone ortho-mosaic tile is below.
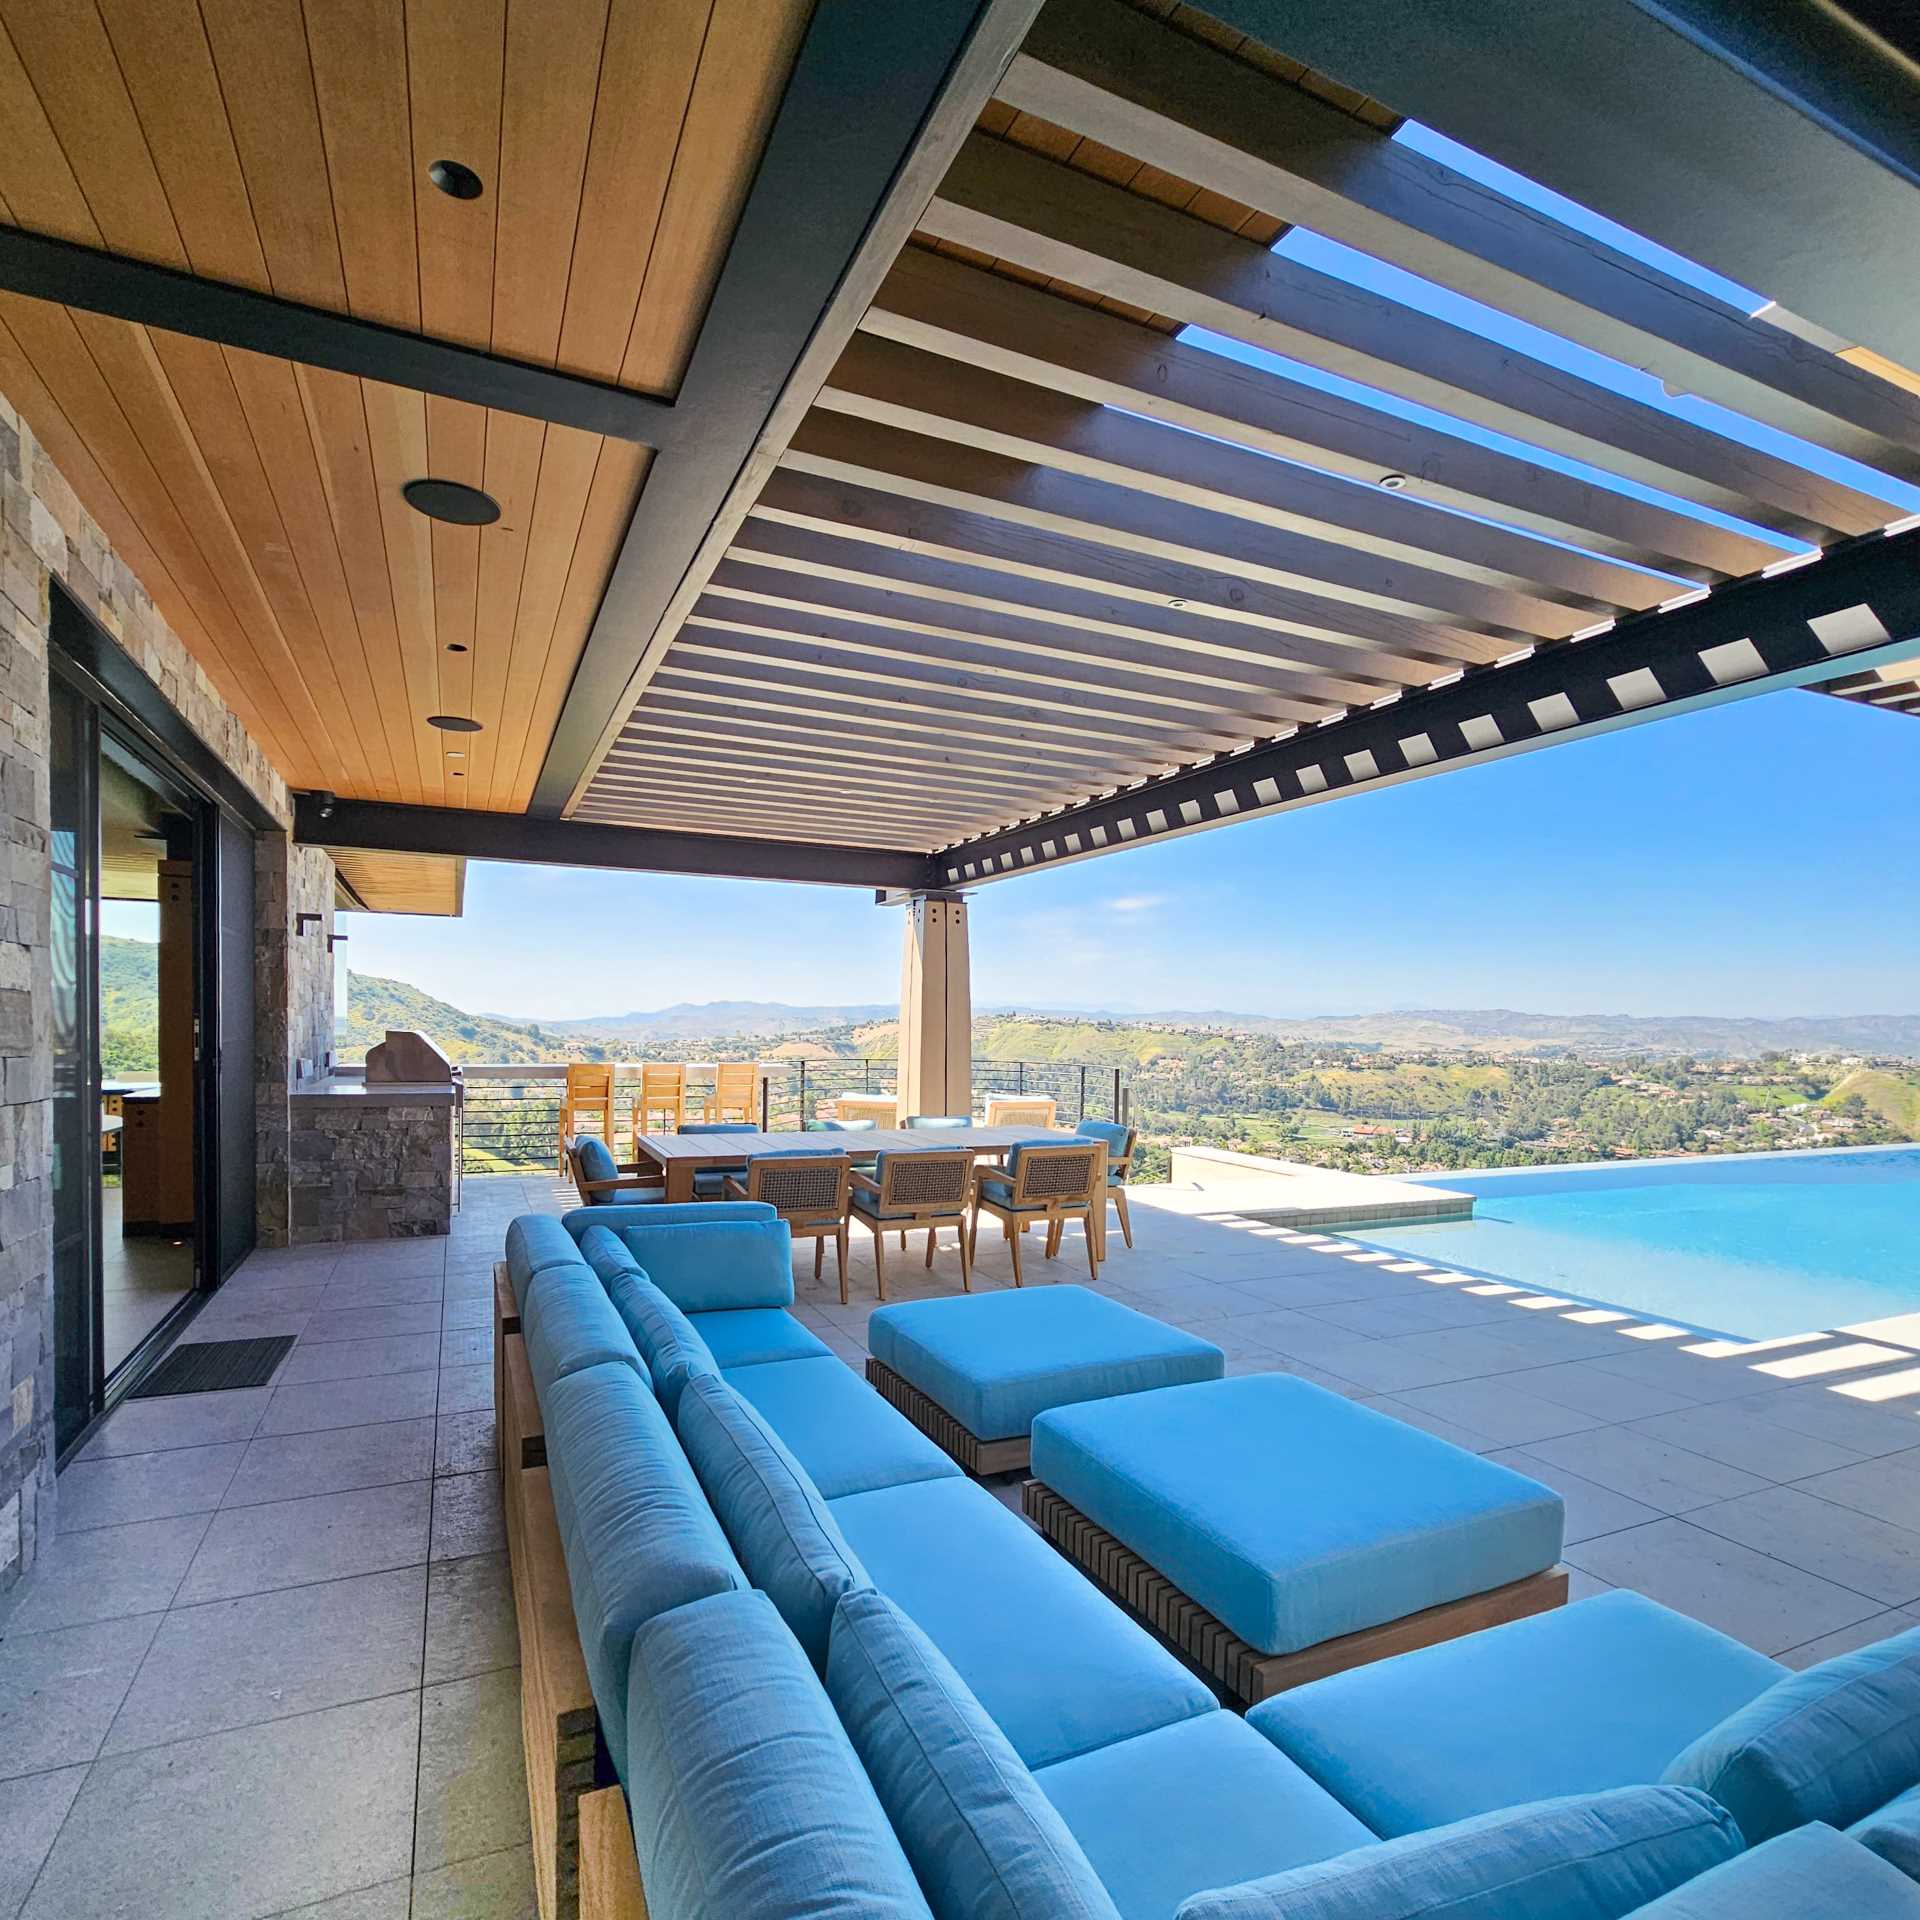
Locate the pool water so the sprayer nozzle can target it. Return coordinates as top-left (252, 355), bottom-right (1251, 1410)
top-left (1346, 1146), bottom-right (1920, 1340)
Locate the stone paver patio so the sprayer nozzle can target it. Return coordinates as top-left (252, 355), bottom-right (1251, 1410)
top-left (2, 1171), bottom-right (1917, 1918)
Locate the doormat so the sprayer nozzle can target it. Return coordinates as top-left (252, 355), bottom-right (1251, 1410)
top-left (130, 1335), bottom-right (297, 1398)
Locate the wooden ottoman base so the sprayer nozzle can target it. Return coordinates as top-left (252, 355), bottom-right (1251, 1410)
top-left (1023, 1479), bottom-right (1569, 1706)
top-left (866, 1359), bottom-right (1031, 1474)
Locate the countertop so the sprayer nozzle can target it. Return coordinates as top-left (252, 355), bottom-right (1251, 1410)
top-left (290, 1076), bottom-right (461, 1106)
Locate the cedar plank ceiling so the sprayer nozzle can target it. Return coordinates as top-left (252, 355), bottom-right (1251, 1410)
top-left (0, 0), bottom-right (811, 813)
top-left (570, 0), bottom-right (1920, 852)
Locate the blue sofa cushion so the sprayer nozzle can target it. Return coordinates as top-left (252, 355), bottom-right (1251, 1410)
top-left (521, 1269), bottom-right (647, 1400)
top-left (690, 1305), bottom-right (832, 1371)
top-left (826, 1588), bottom-right (1122, 1920)
top-left (1252, 1592), bottom-right (1786, 1837)
top-left (624, 1589), bottom-right (933, 1918)
top-left (1034, 1709), bottom-right (1373, 1920)
top-left (725, 1356), bottom-right (960, 1500)
top-left (505, 1214), bottom-right (586, 1314)
top-left (1665, 1624), bottom-right (1920, 1846)
top-left (605, 1269), bottom-right (719, 1422)
top-left (541, 1363), bottom-right (745, 1770)
top-left (1032, 1374), bottom-right (1563, 1657)
top-left (677, 1373), bottom-right (870, 1670)
top-left (1075, 1119), bottom-right (1130, 1183)
top-left (562, 1200), bottom-right (774, 1240)
top-left (1629, 1823), bottom-right (1920, 1917)
top-left (575, 1223), bottom-right (640, 1284)
top-left (1171, 1786), bottom-right (1740, 1920)
top-left (571, 1133), bottom-right (622, 1202)
top-left (867, 1287), bottom-right (1224, 1442)
top-left (830, 1473), bottom-right (1215, 1771)
top-left (614, 1217), bottom-right (795, 1312)
top-left (1855, 1783), bottom-right (1920, 1881)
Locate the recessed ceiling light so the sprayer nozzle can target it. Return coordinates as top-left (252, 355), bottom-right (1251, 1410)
top-left (1379, 472), bottom-right (1409, 490)
top-left (403, 478), bottom-right (500, 526)
top-left (445, 642), bottom-right (469, 653)
top-left (427, 715), bottom-right (483, 733)
top-left (428, 159), bottom-right (483, 201)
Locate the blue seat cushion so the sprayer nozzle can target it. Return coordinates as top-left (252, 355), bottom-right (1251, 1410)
top-left (976, 1173), bottom-right (1014, 1207)
top-left (614, 1217), bottom-right (795, 1311)
top-left (521, 1269), bottom-right (647, 1401)
top-left (827, 1588), bottom-right (1122, 1920)
top-left (562, 1200), bottom-right (773, 1241)
top-left (830, 1474), bottom-right (1215, 1771)
top-left (1032, 1374), bottom-right (1563, 1656)
top-left (1252, 1592), bottom-right (1786, 1837)
top-left (868, 1287), bottom-right (1224, 1442)
top-left (505, 1214), bottom-right (586, 1314)
top-left (1171, 1785), bottom-right (1740, 1920)
top-left (1664, 1623), bottom-right (1920, 1846)
top-left (541, 1363), bottom-right (745, 1769)
top-left (725, 1356), bottom-right (960, 1500)
top-left (852, 1189), bottom-right (967, 1222)
top-left (1855, 1783), bottom-right (1920, 1882)
top-left (676, 1373), bottom-right (870, 1671)
top-left (605, 1270), bottom-right (719, 1422)
top-left (689, 1306), bottom-right (832, 1371)
top-left (571, 1133), bottom-right (621, 1201)
top-left (1629, 1823), bottom-right (1920, 1917)
top-left (1033, 1709), bottom-right (1374, 1920)
top-left (624, 1589), bottom-right (933, 1918)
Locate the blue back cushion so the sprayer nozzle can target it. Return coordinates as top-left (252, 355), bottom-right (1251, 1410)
top-left (615, 1216), bottom-right (795, 1311)
top-left (541, 1362), bottom-right (744, 1769)
top-left (1665, 1624), bottom-right (1920, 1845)
top-left (625, 1589), bottom-right (934, 1918)
top-left (505, 1214), bottom-right (584, 1313)
top-left (827, 1588), bottom-right (1122, 1920)
top-left (605, 1269), bottom-right (718, 1422)
top-left (677, 1373), bottom-right (870, 1671)
top-left (575, 1223), bottom-right (639, 1284)
top-left (1854, 1783), bottom-right (1920, 1882)
top-left (572, 1133), bottom-right (620, 1199)
top-left (561, 1200), bottom-right (774, 1240)
top-left (521, 1269), bottom-right (646, 1401)
top-left (1172, 1786), bottom-right (1741, 1920)
top-left (1628, 1823), bottom-right (1920, 1917)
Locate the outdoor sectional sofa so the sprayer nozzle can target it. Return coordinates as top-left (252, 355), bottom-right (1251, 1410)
top-left (495, 1202), bottom-right (1920, 1920)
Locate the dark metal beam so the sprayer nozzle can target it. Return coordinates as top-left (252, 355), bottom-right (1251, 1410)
top-left (531, 0), bottom-right (1042, 818)
top-left (933, 526), bottom-right (1920, 881)
top-left (296, 796), bottom-right (936, 893)
top-left (0, 224), bottom-right (675, 445)
top-left (1190, 0), bottom-right (1920, 373)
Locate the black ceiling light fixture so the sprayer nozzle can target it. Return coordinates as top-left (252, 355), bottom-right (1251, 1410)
top-left (403, 478), bottom-right (500, 526)
top-left (428, 159), bottom-right (484, 201)
top-left (445, 642), bottom-right (469, 653)
top-left (427, 714), bottom-right (483, 733)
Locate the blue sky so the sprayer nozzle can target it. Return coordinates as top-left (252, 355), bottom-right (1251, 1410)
top-left (339, 688), bottom-right (1920, 1023)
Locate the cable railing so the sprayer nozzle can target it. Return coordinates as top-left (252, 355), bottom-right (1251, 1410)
top-left (455, 1059), bottom-right (1131, 1173)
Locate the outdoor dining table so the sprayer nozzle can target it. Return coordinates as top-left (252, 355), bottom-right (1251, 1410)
top-left (631, 1124), bottom-right (1084, 1204)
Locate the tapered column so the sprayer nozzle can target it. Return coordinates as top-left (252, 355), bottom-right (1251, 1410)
top-left (897, 893), bottom-right (972, 1122)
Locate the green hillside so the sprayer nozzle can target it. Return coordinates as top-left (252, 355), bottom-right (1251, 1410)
top-left (1822, 1066), bottom-right (1920, 1132)
top-left (101, 935), bottom-right (159, 1075)
top-left (337, 972), bottom-right (613, 1066)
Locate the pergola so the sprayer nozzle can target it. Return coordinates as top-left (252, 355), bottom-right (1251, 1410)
top-left (4, 0), bottom-right (1918, 1107)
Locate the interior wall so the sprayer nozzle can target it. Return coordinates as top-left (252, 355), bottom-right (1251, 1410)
top-left (0, 389), bottom-right (320, 1600)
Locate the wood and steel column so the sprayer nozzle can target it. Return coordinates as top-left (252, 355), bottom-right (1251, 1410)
top-left (897, 893), bottom-right (972, 1122)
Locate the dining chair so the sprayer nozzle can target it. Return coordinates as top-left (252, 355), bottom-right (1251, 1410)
top-left (984, 1095), bottom-right (1058, 1129)
top-left (897, 1115), bottom-right (973, 1247)
top-left (1073, 1118), bottom-right (1138, 1256)
top-left (968, 1139), bottom-right (1106, 1286)
top-left (724, 1147), bottom-right (852, 1302)
top-left (678, 1121), bottom-right (758, 1198)
top-left (834, 1094), bottom-right (899, 1128)
top-left (699, 1061), bottom-right (760, 1125)
top-left (564, 1135), bottom-right (666, 1207)
top-left (849, 1148), bottom-right (975, 1300)
top-left (636, 1063), bottom-right (689, 1136)
top-left (558, 1062), bottom-right (618, 1170)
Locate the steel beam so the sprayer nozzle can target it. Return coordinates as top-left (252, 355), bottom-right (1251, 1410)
top-left (932, 526), bottom-right (1920, 882)
top-left (532, 0), bottom-right (1043, 818)
top-left (0, 225), bottom-right (676, 445)
top-left (296, 796), bottom-right (935, 892)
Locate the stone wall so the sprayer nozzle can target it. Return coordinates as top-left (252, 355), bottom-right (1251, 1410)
top-left (256, 840), bottom-right (338, 1248)
top-left (290, 1098), bottom-right (455, 1242)
top-left (0, 392), bottom-right (331, 1599)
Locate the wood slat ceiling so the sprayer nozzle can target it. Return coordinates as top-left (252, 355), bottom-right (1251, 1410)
top-left (0, 0), bottom-right (810, 816)
top-left (331, 848), bottom-right (466, 917)
top-left (574, 0), bottom-right (1920, 851)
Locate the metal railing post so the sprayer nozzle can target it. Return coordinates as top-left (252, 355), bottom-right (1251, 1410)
top-left (760, 1073), bottom-right (770, 1132)
top-left (1078, 1064), bottom-right (1087, 1124)
top-left (797, 1059), bottom-right (808, 1131)
top-left (1112, 1066), bottom-right (1121, 1120)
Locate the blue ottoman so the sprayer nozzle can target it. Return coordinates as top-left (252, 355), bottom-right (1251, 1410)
top-left (865, 1286), bottom-right (1224, 1472)
top-left (1027, 1374), bottom-right (1567, 1703)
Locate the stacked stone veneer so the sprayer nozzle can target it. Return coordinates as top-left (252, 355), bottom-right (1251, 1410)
top-left (291, 1098), bottom-right (455, 1242)
top-left (256, 841), bottom-right (337, 1248)
top-left (0, 390), bottom-right (342, 1599)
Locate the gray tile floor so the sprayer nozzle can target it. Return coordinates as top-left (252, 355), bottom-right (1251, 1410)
top-left (4, 1173), bottom-right (1918, 1918)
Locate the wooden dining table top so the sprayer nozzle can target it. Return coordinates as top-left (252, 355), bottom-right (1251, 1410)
top-left (630, 1124), bottom-right (1084, 1168)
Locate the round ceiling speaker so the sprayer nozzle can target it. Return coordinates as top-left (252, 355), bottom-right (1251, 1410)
top-left (403, 478), bottom-right (500, 526)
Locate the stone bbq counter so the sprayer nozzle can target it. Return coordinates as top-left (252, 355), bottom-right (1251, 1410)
top-left (288, 1077), bottom-right (461, 1242)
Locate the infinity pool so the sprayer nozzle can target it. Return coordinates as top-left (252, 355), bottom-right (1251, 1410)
top-left (1347, 1146), bottom-right (1920, 1339)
